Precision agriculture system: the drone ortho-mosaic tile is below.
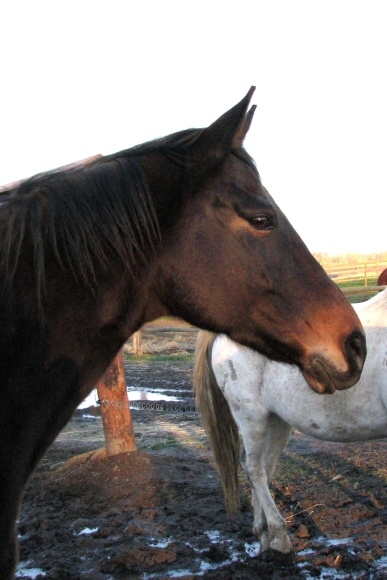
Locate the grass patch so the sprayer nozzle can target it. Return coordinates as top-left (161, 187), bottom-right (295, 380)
top-left (336, 276), bottom-right (378, 289)
top-left (336, 277), bottom-right (381, 302)
top-left (347, 293), bottom-right (378, 303)
top-left (149, 439), bottom-right (179, 450)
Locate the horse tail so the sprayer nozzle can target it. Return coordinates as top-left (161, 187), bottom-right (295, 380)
top-left (193, 331), bottom-right (241, 515)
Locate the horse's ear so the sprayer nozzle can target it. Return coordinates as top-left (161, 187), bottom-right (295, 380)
top-left (196, 87), bottom-right (256, 159)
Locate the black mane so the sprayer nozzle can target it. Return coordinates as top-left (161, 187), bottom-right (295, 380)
top-left (0, 127), bottom-right (255, 309)
top-left (0, 131), bottom-right (201, 304)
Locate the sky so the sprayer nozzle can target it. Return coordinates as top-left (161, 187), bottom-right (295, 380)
top-left (0, 1), bottom-right (386, 255)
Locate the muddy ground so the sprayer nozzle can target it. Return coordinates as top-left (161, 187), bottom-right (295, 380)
top-left (17, 323), bottom-right (387, 579)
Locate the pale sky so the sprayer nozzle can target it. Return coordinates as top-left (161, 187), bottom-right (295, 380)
top-left (1, 1), bottom-right (386, 255)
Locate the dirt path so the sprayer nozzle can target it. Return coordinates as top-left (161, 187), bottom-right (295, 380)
top-left (16, 333), bottom-right (387, 579)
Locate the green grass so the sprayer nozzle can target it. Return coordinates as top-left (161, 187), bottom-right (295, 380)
top-left (148, 439), bottom-right (179, 450)
top-left (336, 277), bottom-right (381, 303)
top-left (336, 276), bottom-right (378, 289)
top-left (347, 292), bottom-right (379, 304)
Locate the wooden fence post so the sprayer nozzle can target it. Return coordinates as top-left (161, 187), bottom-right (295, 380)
top-left (133, 330), bottom-right (143, 356)
top-left (96, 350), bottom-right (137, 455)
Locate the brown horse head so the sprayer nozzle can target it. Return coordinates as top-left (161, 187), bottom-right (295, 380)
top-left (0, 88), bottom-right (366, 400)
top-left (144, 88), bottom-right (366, 394)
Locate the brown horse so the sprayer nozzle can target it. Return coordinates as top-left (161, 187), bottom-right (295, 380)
top-left (0, 88), bottom-right (365, 578)
top-left (378, 268), bottom-right (387, 286)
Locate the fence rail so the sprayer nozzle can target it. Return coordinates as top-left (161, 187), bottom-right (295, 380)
top-left (342, 284), bottom-right (386, 297)
top-left (324, 261), bottom-right (387, 286)
top-left (141, 326), bottom-right (197, 333)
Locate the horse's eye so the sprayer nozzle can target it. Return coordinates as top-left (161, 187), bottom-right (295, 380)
top-left (250, 215), bottom-right (273, 231)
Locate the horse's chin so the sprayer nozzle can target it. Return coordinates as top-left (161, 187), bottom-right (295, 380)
top-left (301, 365), bottom-right (336, 395)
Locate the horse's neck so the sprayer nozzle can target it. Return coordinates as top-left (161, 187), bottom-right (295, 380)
top-left (138, 152), bottom-right (184, 223)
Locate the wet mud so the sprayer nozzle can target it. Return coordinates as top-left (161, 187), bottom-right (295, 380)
top-left (16, 339), bottom-right (387, 579)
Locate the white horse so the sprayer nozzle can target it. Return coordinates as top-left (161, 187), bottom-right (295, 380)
top-left (194, 287), bottom-right (387, 554)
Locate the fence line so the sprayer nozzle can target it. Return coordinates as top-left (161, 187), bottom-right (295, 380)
top-left (141, 326), bottom-right (197, 333)
top-left (342, 285), bottom-right (386, 296)
top-left (324, 261), bottom-right (387, 286)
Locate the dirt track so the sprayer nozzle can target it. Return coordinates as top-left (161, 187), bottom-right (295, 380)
top-left (16, 328), bottom-right (387, 579)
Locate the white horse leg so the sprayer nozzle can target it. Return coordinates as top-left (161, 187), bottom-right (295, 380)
top-left (240, 413), bottom-right (292, 554)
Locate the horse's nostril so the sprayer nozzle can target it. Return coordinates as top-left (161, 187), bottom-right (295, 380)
top-left (345, 331), bottom-right (367, 372)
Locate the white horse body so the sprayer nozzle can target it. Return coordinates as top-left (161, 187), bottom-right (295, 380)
top-left (201, 288), bottom-right (387, 553)
top-left (213, 289), bottom-right (387, 441)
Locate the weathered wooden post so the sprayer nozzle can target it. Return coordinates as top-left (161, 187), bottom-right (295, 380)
top-left (133, 330), bottom-right (143, 356)
top-left (96, 350), bottom-right (137, 455)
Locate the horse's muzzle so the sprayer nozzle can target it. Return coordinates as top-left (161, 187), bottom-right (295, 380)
top-left (301, 330), bottom-right (367, 394)
top-left (345, 331), bottom-right (367, 380)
